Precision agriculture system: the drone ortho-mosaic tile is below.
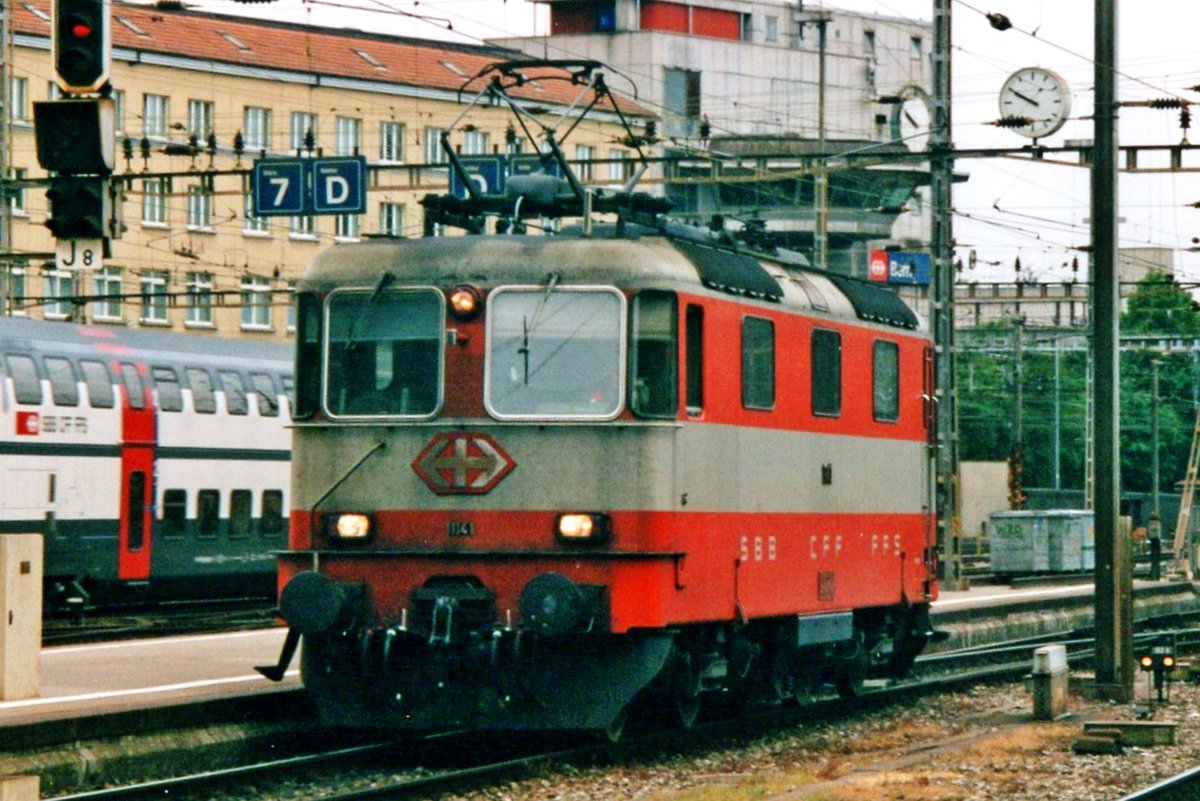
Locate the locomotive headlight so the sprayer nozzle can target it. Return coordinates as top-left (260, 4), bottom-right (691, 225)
top-left (555, 513), bottom-right (611, 544)
top-left (449, 285), bottom-right (482, 320)
top-left (328, 513), bottom-right (373, 541)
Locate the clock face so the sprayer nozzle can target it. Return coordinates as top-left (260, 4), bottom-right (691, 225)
top-left (891, 87), bottom-right (931, 151)
top-left (999, 67), bottom-right (1072, 139)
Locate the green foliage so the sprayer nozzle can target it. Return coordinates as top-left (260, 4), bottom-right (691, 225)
top-left (957, 271), bottom-right (1200, 495)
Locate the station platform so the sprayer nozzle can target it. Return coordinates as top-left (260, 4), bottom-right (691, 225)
top-left (0, 628), bottom-right (297, 729)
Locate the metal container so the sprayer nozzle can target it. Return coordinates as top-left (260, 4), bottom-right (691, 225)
top-left (988, 509), bottom-right (1094, 573)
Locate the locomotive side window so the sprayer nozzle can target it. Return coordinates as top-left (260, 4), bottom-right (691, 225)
top-left (197, 489), bottom-right (220, 538)
top-left (260, 489), bottom-right (285, 536)
top-left (120, 363), bottom-right (146, 410)
top-left (685, 305), bottom-right (704, 415)
top-left (741, 316), bottom-right (775, 410)
top-left (251, 372), bottom-right (279, 417)
top-left (152, 366), bottom-right (184, 412)
top-left (325, 288), bottom-right (443, 418)
top-left (81, 359), bottom-right (114, 408)
top-left (486, 286), bottom-right (624, 420)
top-left (162, 489), bottom-right (187, 537)
top-left (230, 489), bottom-right (253, 538)
top-left (811, 328), bottom-right (841, 417)
top-left (220, 371), bottom-right (249, 415)
top-left (630, 291), bottom-right (678, 418)
top-left (44, 357), bottom-right (80, 406)
top-left (187, 367), bottom-right (217, 414)
top-left (5, 354), bottom-right (41, 405)
top-left (293, 292), bottom-right (321, 419)
top-left (873, 340), bottom-right (900, 423)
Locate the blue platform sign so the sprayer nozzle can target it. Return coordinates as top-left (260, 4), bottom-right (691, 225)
top-left (312, 156), bottom-right (368, 214)
top-left (251, 158), bottom-right (306, 216)
top-left (449, 156), bottom-right (507, 199)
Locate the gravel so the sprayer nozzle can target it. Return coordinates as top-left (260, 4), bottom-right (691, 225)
top-left (441, 674), bottom-right (1200, 801)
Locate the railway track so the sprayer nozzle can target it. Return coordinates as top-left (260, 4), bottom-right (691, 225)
top-left (41, 599), bottom-right (278, 646)
top-left (1116, 765), bottom-right (1200, 801)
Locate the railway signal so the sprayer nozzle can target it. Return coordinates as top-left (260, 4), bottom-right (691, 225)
top-left (1137, 634), bottom-right (1176, 703)
top-left (44, 176), bottom-right (110, 242)
top-left (53, 0), bottom-right (111, 94)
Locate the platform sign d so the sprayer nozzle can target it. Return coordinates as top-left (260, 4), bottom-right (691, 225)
top-left (252, 159), bottom-right (306, 217)
top-left (449, 156), bottom-right (507, 199)
top-left (312, 156), bottom-right (367, 214)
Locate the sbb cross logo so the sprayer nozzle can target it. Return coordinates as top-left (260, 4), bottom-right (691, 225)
top-left (412, 432), bottom-right (516, 495)
top-left (16, 412), bottom-right (40, 436)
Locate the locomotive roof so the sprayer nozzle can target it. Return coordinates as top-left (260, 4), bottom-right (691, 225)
top-left (301, 234), bottom-right (926, 333)
top-left (0, 315), bottom-right (292, 364)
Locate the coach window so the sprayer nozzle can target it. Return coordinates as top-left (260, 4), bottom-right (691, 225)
top-left (197, 489), bottom-right (220, 538)
top-left (250, 372), bottom-right (279, 417)
top-left (811, 328), bottom-right (842, 417)
top-left (81, 359), bottom-right (114, 408)
top-left (186, 367), bottom-right (217, 413)
top-left (230, 489), bottom-right (252, 538)
top-left (629, 291), bottom-right (677, 418)
top-left (162, 489), bottom-right (187, 537)
top-left (685, 305), bottom-right (704, 415)
top-left (45, 357), bottom-right (79, 406)
top-left (119, 362), bottom-right (146, 410)
top-left (128, 471), bottom-right (146, 551)
top-left (486, 286), bottom-right (623, 420)
top-left (873, 340), bottom-right (900, 423)
top-left (5, 354), bottom-right (41, 404)
top-left (152, 366), bottom-right (183, 412)
top-left (741, 317), bottom-right (775, 410)
top-left (260, 489), bottom-right (284, 536)
top-left (220, 371), bottom-right (248, 415)
top-left (325, 287), bottom-right (443, 418)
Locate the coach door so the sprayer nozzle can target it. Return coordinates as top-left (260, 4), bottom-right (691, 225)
top-left (117, 362), bottom-right (156, 582)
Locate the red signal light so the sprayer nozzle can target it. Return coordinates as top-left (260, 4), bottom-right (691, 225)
top-left (70, 21), bottom-right (93, 39)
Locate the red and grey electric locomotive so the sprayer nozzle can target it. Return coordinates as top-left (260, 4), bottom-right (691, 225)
top-left (258, 60), bottom-right (940, 736)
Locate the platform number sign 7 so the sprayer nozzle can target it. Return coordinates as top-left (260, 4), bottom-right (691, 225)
top-left (252, 159), bottom-right (306, 217)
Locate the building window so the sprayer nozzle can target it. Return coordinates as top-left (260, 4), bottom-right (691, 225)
top-left (910, 36), bottom-right (923, 59)
top-left (873, 340), bottom-right (900, 422)
top-left (424, 126), bottom-right (446, 164)
top-left (290, 111), bottom-right (316, 153)
top-left (379, 121), bottom-right (404, 162)
top-left (335, 116), bottom-right (361, 156)
top-left (463, 129), bottom-right (489, 155)
top-left (241, 275), bottom-right (271, 329)
top-left (2, 266), bottom-right (25, 315)
top-left (143, 93), bottom-right (168, 138)
top-left (285, 280), bottom-right (297, 332)
top-left (140, 270), bottom-right (169, 324)
top-left (663, 68), bottom-right (701, 137)
top-left (10, 77), bottom-right (27, 122)
top-left (765, 15), bottom-right (778, 42)
top-left (142, 177), bottom-right (169, 224)
top-left (863, 30), bottom-right (876, 56)
top-left (335, 213), bottom-right (360, 240)
top-left (243, 106), bottom-right (271, 151)
top-left (811, 328), bottom-right (842, 417)
top-left (379, 202), bottom-right (404, 237)
top-left (9, 168), bottom-right (26, 213)
top-left (186, 271), bottom-right (213, 326)
top-left (290, 214), bottom-right (315, 237)
top-left (92, 267), bottom-right (123, 322)
top-left (242, 175), bottom-right (268, 233)
top-left (187, 184), bottom-right (213, 230)
top-left (507, 135), bottom-right (525, 155)
top-left (575, 144), bottom-right (595, 180)
top-left (188, 99), bottom-right (214, 138)
top-left (741, 317), bottom-right (775, 410)
top-left (43, 268), bottom-right (73, 319)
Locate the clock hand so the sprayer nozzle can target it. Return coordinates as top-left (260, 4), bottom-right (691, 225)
top-left (904, 110), bottom-right (918, 126)
top-left (1011, 89), bottom-right (1039, 106)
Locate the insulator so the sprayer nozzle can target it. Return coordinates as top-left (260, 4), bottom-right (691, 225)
top-left (996, 115), bottom-right (1034, 128)
top-left (1150, 98), bottom-right (1184, 109)
top-left (1182, 107), bottom-right (1192, 130)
